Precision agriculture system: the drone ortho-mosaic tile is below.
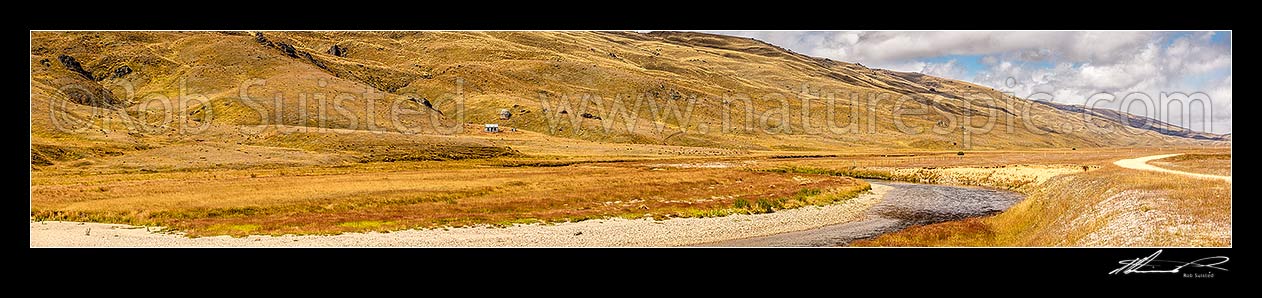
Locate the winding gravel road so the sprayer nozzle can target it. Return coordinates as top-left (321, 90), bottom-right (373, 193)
top-left (1113, 153), bottom-right (1232, 183)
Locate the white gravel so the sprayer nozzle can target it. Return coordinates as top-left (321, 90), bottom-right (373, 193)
top-left (30, 184), bottom-right (889, 247)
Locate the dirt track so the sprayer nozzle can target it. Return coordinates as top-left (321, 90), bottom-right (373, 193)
top-left (1113, 154), bottom-right (1232, 183)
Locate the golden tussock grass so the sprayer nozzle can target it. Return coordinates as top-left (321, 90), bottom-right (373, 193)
top-left (31, 161), bottom-right (869, 237)
top-left (854, 162), bottom-right (1231, 247)
top-left (1147, 153), bottom-right (1232, 176)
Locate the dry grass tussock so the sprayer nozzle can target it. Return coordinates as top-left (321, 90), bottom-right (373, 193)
top-left (32, 161), bottom-right (869, 237)
top-left (854, 163), bottom-right (1230, 246)
top-left (1147, 153), bottom-right (1231, 176)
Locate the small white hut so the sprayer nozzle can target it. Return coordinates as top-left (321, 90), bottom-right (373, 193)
top-left (484, 124), bottom-right (500, 133)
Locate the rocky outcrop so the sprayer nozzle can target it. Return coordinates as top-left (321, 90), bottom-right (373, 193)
top-left (327, 44), bottom-right (347, 57)
top-left (409, 97), bottom-right (444, 116)
top-left (113, 65), bottom-right (132, 78)
top-left (254, 32), bottom-right (273, 47)
top-left (276, 42), bottom-right (298, 57)
top-left (254, 32), bottom-right (297, 57)
top-left (51, 55), bottom-right (125, 108)
top-left (58, 55), bottom-right (93, 80)
top-left (56, 55), bottom-right (135, 81)
top-left (255, 32), bottom-right (417, 93)
top-left (296, 51), bottom-right (326, 69)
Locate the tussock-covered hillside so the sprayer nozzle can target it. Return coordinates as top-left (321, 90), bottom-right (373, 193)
top-left (30, 31), bottom-right (1224, 168)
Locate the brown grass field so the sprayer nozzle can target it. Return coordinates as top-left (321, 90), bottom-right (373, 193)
top-left (32, 155), bottom-right (872, 237)
top-left (32, 144), bottom-right (1230, 246)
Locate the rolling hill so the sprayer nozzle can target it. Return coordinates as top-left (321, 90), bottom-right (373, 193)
top-left (30, 31), bottom-right (1227, 169)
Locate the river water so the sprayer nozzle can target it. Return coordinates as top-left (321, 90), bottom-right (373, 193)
top-left (702, 180), bottom-right (1025, 247)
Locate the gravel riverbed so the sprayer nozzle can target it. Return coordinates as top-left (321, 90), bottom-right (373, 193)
top-left (705, 180), bottom-right (1025, 247)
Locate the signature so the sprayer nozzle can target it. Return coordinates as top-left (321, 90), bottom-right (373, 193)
top-left (1110, 250), bottom-right (1229, 275)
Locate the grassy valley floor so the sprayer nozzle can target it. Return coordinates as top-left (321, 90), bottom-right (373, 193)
top-left (32, 145), bottom-right (1231, 247)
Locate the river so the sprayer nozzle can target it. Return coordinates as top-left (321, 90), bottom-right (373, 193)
top-left (702, 180), bottom-right (1025, 247)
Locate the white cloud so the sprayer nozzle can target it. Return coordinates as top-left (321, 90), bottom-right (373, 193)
top-left (970, 33), bottom-right (1231, 133)
top-left (920, 59), bottom-right (965, 79)
top-left (1204, 75), bottom-right (1232, 133)
top-left (705, 31), bottom-right (1232, 133)
top-left (712, 31), bottom-right (1151, 65)
top-left (981, 55), bottom-right (999, 65)
top-left (870, 60), bottom-right (925, 73)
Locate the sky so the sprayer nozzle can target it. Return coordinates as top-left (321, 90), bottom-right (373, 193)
top-left (703, 31), bottom-right (1232, 134)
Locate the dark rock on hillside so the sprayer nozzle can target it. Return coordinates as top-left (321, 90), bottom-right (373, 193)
top-left (276, 42), bottom-right (298, 57)
top-left (328, 44), bottom-right (347, 57)
top-left (113, 65), bottom-right (132, 78)
top-left (254, 32), bottom-right (273, 47)
top-left (254, 33), bottom-right (418, 95)
top-left (297, 51), bottom-right (327, 70)
top-left (58, 55), bottom-right (94, 80)
top-left (414, 98), bottom-right (444, 115)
